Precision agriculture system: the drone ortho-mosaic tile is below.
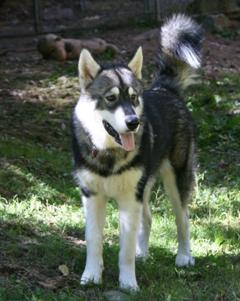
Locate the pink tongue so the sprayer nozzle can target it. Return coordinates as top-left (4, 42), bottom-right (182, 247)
top-left (120, 133), bottom-right (135, 151)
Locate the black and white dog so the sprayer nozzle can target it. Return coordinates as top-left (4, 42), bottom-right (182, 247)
top-left (72, 15), bottom-right (202, 290)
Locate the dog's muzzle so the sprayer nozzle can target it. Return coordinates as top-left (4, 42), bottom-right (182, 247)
top-left (102, 120), bottom-right (122, 145)
top-left (102, 119), bottom-right (136, 152)
top-left (125, 115), bottom-right (139, 131)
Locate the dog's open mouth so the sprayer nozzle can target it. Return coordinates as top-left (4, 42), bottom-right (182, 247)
top-left (102, 120), bottom-right (135, 151)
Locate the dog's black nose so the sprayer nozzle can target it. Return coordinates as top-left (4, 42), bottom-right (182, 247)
top-left (125, 115), bottom-right (139, 131)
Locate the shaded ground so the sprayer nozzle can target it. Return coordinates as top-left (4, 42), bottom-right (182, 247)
top-left (1, 19), bottom-right (240, 84)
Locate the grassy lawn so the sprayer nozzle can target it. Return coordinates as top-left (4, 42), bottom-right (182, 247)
top-left (0, 58), bottom-right (240, 301)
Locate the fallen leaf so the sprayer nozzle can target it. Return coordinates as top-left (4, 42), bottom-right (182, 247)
top-left (58, 264), bottom-right (69, 276)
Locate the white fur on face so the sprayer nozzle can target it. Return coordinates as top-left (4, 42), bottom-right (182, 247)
top-left (101, 107), bottom-right (129, 134)
top-left (116, 68), bottom-right (134, 86)
top-left (128, 87), bottom-right (135, 96)
top-left (135, 96), bottom-right (143, 118)
top-left (75, 95), bottom-right (116, 149)
top-left (127, 87), bottom-right (143, 118)
top-left (100, 92), bottom-right (142, 135)
top-left (105, 87), bottom-right (120, 97)
top-left (75, 94), bottom-right (141, 151)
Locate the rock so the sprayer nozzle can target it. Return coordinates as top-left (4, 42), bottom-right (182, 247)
top-left (103, 290), bottom-right (130, 301)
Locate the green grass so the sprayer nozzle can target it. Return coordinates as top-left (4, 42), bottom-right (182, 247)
top-left (0, 63), bottom-right (240, 301)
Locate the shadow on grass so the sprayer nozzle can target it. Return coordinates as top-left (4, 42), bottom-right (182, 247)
top-left (0, 216), bottom-right (240, 301)
top-left (0, 94), bottom-right (79, 205)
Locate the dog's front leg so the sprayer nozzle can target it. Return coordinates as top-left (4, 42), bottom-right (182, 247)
top-left (81, 194), bottom-right (106, 285)
top-left (118, 196), bottom-right (142, 291)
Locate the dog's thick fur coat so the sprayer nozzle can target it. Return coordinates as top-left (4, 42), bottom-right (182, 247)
top-left (72, 14), bottom-right (202, 290)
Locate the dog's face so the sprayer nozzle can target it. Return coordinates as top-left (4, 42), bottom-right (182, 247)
top-left (78, 48), bottom-right (144, 151)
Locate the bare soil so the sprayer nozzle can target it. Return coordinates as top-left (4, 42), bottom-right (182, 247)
top-left (0, 25), bottom-right (240, 90)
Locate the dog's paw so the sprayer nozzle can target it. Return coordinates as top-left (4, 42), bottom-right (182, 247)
top-left (119, 274), bottom-right (139, 292)
top-left (119, 280), bottom-right (139, 292)
top-left (175, 253), bottom-right (195, 267)
top-left (80, 269), bottom-right (102, 285)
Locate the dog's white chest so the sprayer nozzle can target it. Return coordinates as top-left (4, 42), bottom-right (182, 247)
top-left (77, 168), bottom-right (142, 199)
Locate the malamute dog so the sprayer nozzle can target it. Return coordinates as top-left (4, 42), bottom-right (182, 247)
top-left (72, 15), bottom-right (202, 290)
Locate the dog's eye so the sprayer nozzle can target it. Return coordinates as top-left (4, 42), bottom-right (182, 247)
top-left (130, 94), bottom-right (137, 102)
top-left (105, 95), bottom-right (117, 102)
top-left (130, 94), bottom-right (139, 105)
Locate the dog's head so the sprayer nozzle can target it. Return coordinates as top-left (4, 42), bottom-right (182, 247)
top-left (77, 48), bottom-right (143, 151)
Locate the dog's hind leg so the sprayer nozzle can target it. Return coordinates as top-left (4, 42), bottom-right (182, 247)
top-left (160, 159), bottom-right (195, 267)
top-left (81, 194), bottom-right (107, 284)
top-left (136, 181), bottom-right (153, 260)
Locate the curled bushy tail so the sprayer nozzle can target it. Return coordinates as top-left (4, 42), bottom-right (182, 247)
top-left (159, 14), bottom-right (202, 91)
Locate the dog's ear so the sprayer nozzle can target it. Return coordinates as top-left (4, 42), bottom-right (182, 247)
top-left (128, 46), bottom-right (143, 80)
top-left (78, 49), bottom-right (100, 91)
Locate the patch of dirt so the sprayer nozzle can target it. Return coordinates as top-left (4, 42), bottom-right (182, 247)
top-left (0, 25), bottom-right (240, 93)
top-left (203, 32), bottom-right (240, 76)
